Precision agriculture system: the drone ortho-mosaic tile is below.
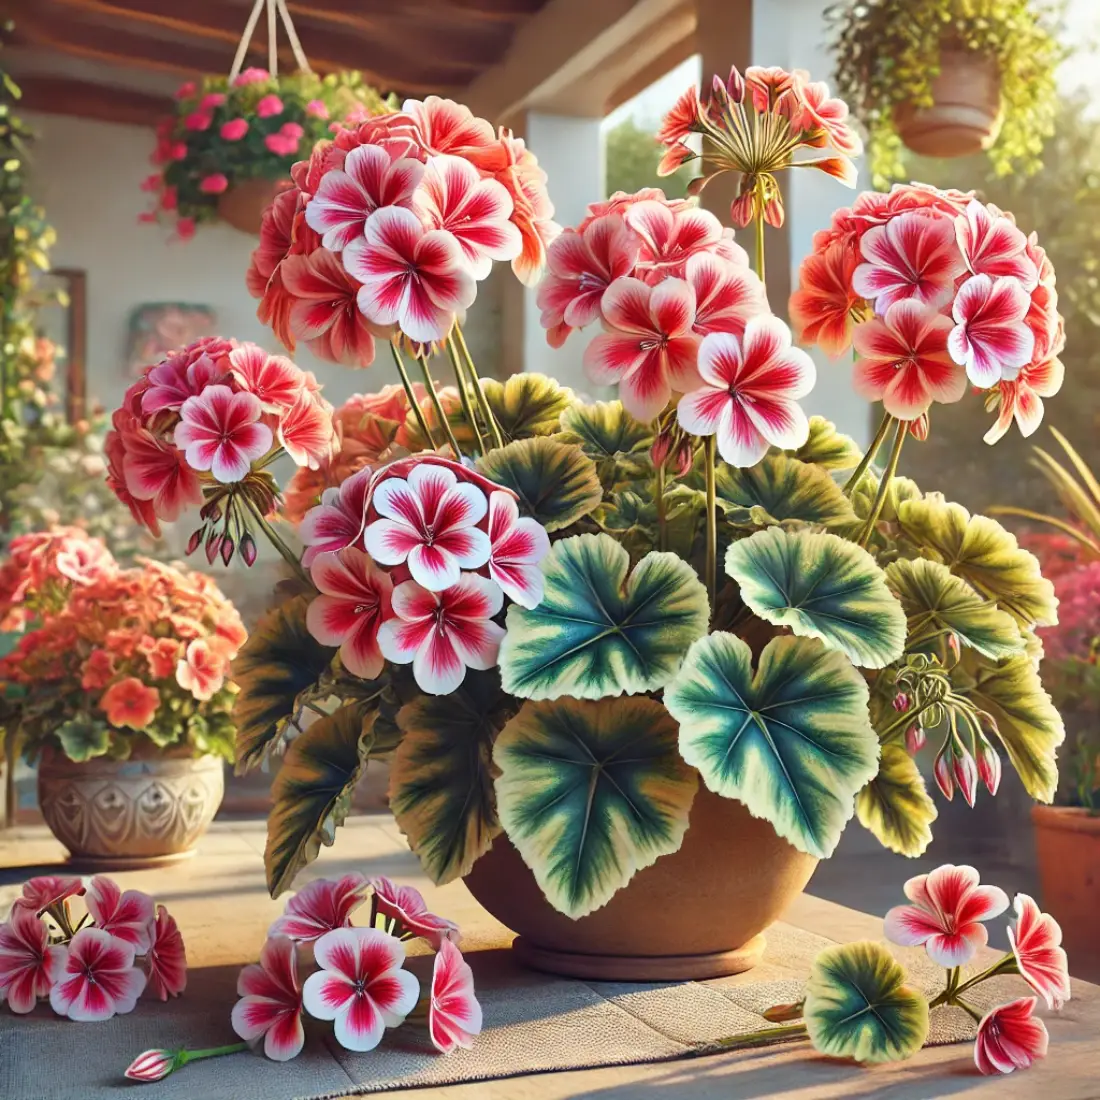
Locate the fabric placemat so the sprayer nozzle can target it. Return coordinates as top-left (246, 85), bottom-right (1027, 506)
top-left (0, 918), bottom-right (1013, 1100)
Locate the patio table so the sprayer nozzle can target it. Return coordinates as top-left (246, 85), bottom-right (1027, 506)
top-left (1, 814), bottom-right (1097, 1100)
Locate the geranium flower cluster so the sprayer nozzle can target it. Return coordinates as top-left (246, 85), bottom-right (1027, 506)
top-left (0, 533), bottom-right (244, 762)
top-left (246, 95), bottom-right (561, 367)
top-left (884, 864), bottom-right (1070, 1075)
top-left (654, 65), bottom-right (861, 229)
top-left (539, 186), bottom-right (816, 466)
top-left (106, 336), bottom-right (336, 564)
top-left (791, 183), bottom-right (1065, 442)
top-left (0, 875), bottom-right (186, 1020)
top-left (300, 454), bottom-right (549, 694)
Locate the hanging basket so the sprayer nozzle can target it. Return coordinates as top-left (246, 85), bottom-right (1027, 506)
top-left (893, 49), bottom-right (1003, 159)
top-left (217, 178), bottom-right (290, 235)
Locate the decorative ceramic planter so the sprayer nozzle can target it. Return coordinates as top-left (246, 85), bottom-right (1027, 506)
top-left (1032, 804), bottom-right (1100, 978)
top-left (37, 752), bottom-right (225, 869)
top-left (464, 788), bottom-right (818, 981)
top-left (894, 50), bottom-right (1003, 159)
top-left (217, 178), bottom-right (286, 235)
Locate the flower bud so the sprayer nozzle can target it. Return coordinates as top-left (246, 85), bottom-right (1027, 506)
top-left (672, 439), bottom-right (695, 478)
top-left (727, 66), bottom-right (746, 104)
top-left (186, 528), bottom-right (203, 556)
top-left (650, 431), bottom-right (672, 469)
top-left (933, 746), bottom-right (955, 801)
top-left (953, 744), bottom-right (979, 807)
top-left (905, 724), bottom-right (926, 755)
top-left (125, 1049), bottom-right (180, 1082)
top-left (240, 533), bottom-right (258, 567)
top-left (205, 531), bottom-right (222, 565)
top-left (946, 633), bottom-right (961, 663)
top-left (892, 692), bottom-right (910, 713)
top-left (729, 190), bottom-right (755, 229)
top-left (710, 73), bottom-right (731, 115)
top-left (908, 414), bottom-right (930, 442)
top-left (976, 738), bottom-right (1002, 797)
top-left (762, 1000), bottom-right (804, 1023)
top-left (220, 536), bottom-right (235, 566)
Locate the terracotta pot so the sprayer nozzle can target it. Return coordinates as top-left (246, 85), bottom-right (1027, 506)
top-left (37, 752), bottom-right (224, 869)
top-left (894, 49), bottom-right (1003, 159)
top-left (217, 178), bottom-right (285, 235)
top-left (1032, 805), bottom-right (1100, 978)
top-left (464, 788), bottom-right (818, 981)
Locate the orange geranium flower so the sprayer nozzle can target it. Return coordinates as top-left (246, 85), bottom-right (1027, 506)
top-left (101, 678), bottom-right (161, 730)
top-left (789, 241), bottom-right (862, 357)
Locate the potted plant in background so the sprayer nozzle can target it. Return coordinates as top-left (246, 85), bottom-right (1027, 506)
top-left (825, 0), bottom-right (1062, 187)
top-left (0, 529), bottom-right (244, 866)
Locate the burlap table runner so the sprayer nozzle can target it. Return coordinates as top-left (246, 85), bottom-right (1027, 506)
top-left (0, 917), bottom-right (1014, 1100)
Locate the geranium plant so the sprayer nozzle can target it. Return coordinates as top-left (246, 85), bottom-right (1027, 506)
top-left (0, 529), bottom-right (244, 764)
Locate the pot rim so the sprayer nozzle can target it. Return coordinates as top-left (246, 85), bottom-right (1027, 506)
top-left (1031, 803), bottom-right (1100, 835)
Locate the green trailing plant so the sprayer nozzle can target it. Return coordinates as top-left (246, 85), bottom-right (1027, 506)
top-left (825, 0), bottom-right (1064, 188)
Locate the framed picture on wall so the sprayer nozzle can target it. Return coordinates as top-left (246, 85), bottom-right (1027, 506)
top-left (126, 302), bottom-right (218, 377)
top-left (34, 267), bottom-right (87, 425)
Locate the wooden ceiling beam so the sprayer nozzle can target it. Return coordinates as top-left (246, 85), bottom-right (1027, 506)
top-left (15, 74), bottom-right (171, 127)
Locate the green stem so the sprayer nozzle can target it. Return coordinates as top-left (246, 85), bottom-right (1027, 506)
top-left (241, 494), bottom-right (312, 590)
top-left (711, 1021), bottom-right (808, 1050)
top-left (929, 954), bottom-right (1016, 1009)
top-left (417, 352), bottom-right (463, 459)
top-left (454, 323), bottom-right (504, 450)
top-left (389, 343), bottom-right (436, 449)
top-left (754, 204), bottom-right (766, 287)
top-left (704, 435), bottom-right (718, 613)
top-left (842, 412), bottom-right (895, 494)
top-left (656, 459), bottom-right (667, 553)
top-left (857, 418), bottom-right (906, 548)
top-left (446, 336), bottom-right (485, 457)
top-left (875, 696), bottom-right (939, 744)
top-left (180, 1042), bottom-right (249, 1066)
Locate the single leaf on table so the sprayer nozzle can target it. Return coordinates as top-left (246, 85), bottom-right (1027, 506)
top-left (57, 718), bottom-right (110, 762)
top-left (499, 533), bottom-right (710, 701)
top-left (783, 415), bottom-right (862, 471)
top-left (804, 941), bottom-right (929, 1063)
top-left (476, 436), bottom-right (602, 532)
top-left (493, 696), bottom-right (697, 918)
top-left (885, 557), bottom-right (1025, 660)
top-left (555, 400), bottom-right (652, 490)
top-left (232, 596), bottom-right (336, 774)
top-left (481, 372), bottom-right (574, 440)
top-left (391, 669), bottom-right (516, 885)
top-left (664, 632), bottom-right (879, 859)
top-left (896, 497), bottom-right (1057, 629)
top-left (716, 453), bottom-right (857, 529)
top-left (726, 526), bottom-right (906, 669)
top-left (855, 743), bottom-right (937, 857)
top-left (265, 703), bottom-right (374, 897)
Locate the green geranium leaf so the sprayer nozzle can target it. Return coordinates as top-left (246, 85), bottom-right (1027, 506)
top-left (886, 558), bottom-right (1025, 660)
top-left (555, 400), bottom-right (652, 490)
top-left (265, 703), bottom-right (373, 896)
top-left (476, 436), bottom-right (602, 532)
top-left (896, 498), bottom-right (1057, 628)
top-left (482, 372), bottom-right (573, 440)
top-left (391, 670), bottom-right (516, 885)
top-left (233, 597), bottom-right (336, 774)
top-left (852, 473), bottom-right (923, 525)
top-left (784, 416), bottom-right (862, 471)
top-left (856, 743), bottom-right (937, 857)
top-left (952, 651), bottom-right (1064, 802)
top-left (804, 941), bottom-right (929, 1064)
top-left (716, 454), bottom-right (857, 529)
top-left (665, 633), bottom-right (879, 859)
top-left (494, 696), bottom-right (697, 918)
top-left (726, 527), bottom-right (906, 669)
top-left (500, 533), bottom-right (709, 700)
top-left (57, 717), bottom-right (110, 762)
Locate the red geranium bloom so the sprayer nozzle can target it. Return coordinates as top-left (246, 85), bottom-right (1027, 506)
top-left (120, 426), bottom-right (203, 524)
top-left (1008, 893), bottom-right (1071, 1011)
top-left (402, 95), bottom-right (497, 160)
top-left (49, 928), bottom-right (147, 1021)
top-left (0, 906), bottom-right (67, 1013)
top-left (983, 354), bottom-right (1064, 445)
top-left (145, 904), bottom-right (187, 1001)
top-left (852, 212), bottom-right (965, 312)
top-left (884, 863), bottom-right (1009, 966)
top-left (790, 242), bottom-right (861, 356)
top-left (626, 200), bottom-right (723, 275)
top-left (677, 317), bottom-right (815, 467)
top-left (429, 940), bottom-right (483, 1054)
top-left (247, 189), bottom-right (299, 299)
top-left (279, 390), bottom-right (337, 471)
top-left (486, 491), bottom-right (551, 609)
top-left (268, 873), bottom-right (369, 943)
top-left (345, 206), bottom-right (476, 344)
top-left (142, 349), bottom-right (227, 415)
top-left (974, 997), bottom-right (1049, 1076)
top-left (175, 385), bottom-right (274, 483)
top-left (175, 638), bottom-right (228, 701)
top-left (12, 876), bottom-right (83, 916)
top-left (795, 79), bottom-right (862, 156)
top-left (955, 200), bottom-right (1037, 289)
top-left (301, 928), bottom-right (420, 1053)
top-left (100, 677), bottom-right (161, 730)
top-left (306, 547), bottom-right (394, 679)
top-left (852, 300), bottom-right (964, 419)
top-left (745, 65), bottom-right (800, 111)
top-left (81, 649), bottom-right (117, 690)
top-left (584, 277), bottom-right (701, 422)
top-left (299, 466), bottom-right (373, 568)
top-left (142, 637), bottom-right (181, 680)
top-left (657, 86), bottom-right (701, 145)
top-left (368, 877), bottom-right (460, 949)
top-left (948, 274), bottom-right (1034, 388)
top-left (228, 344), bottom-right (303, 413)
top-left (85, 876), bottom-right (155, 952)
top-left (685, 251), bottom-right (767, 338)
top-left (231, 935), bottom-right (305, 1062)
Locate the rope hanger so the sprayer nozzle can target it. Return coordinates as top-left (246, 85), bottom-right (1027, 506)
top-left (228, 0), bottom-right (312, 83)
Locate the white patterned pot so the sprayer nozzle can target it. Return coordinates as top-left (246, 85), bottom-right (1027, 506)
top-left (37, 753), bottom-right (225, 869)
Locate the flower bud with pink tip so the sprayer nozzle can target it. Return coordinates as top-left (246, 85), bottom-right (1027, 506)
top-left (976, 737), bottom-right (1003, 797)
top-left (933, 744), bottom-right (955, 800)
top-left (905, 724), bottom-right (926, 755)
top-left (124, 1050), bottom-right (181, 1082)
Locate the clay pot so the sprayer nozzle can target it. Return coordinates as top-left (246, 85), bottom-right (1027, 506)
top-left (217, 178), bottom-right (286, 235)
top-left (464, 788), bottom-right (818, 981)
top-left (37, 752), bottom-right (224, 869)
top-left (1032, 805), bottom-right (1100, 980)
top-left (894, 50), bottom-right (1003, 159)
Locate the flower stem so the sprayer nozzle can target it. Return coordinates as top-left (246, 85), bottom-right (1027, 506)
top-left (446, 335), bottom-right (485, 457)
top-left (754, 204), bottom-right (766, 288)
top-left (417, 351), bottom-right (463, 459)
top-left (180, 1042), bottom-right (249, 1066)
top-left (842, 412), bottom-right (895, 494)
top-left (856, 418), bottom-right (906, 548)
top-left (704, 434), bottom-right (718, 612)
top-left (389, 343), bottom-right (436, 449)
top-left (711, 1021), bottom-right (808, 1050)
top-left (454, 323), bottom-right (504, 450)
top-left (656, 459), bottom-right (667, 552)
top-left (241, 493), bottom-right (313, 590)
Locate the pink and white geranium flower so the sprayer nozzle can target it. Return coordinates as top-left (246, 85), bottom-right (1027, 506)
top-left (142, 350), bottom-right (226, 415)
top-left (677, 317), bottom-right (815, 467)
top-left (228, 345), bottom-right (303, 414)
top-left (0, 906), bottom-right (67, 1013)
top-left (49, 928), bottom-right (147, 1021)
top-left (378, 575), bottom-right (505, 695)
top-left (429, 939), bottom-right (483, 1054)
top-left (685, 251), bottom-right (768, 338)
top-left (145, 904), bottom-right (187, 1001)
top-left (1008, 893), bottom-right (1071, 1011)
top-left (584, 276), bottom-right (701, 422)
top-left (13, 875), bottom-right (84, 916)
top-left (983, 355), bottom-right (1064, 444)
top-left (955, 201), bottom-right (1037, 290)
top-left (364, 463), bottom-right (491, 591)
top-left (625, 200), bottom-right (723, 274)
top-left (231, 935), bottom-right (305, 1061)
top-left (174, 385), bottom-right (274, 483)
top-left (301, 928), bottom-right (420, 1053)
top-left (974, 997), bottom-right (1049, 1076)
top-left (120, 428), bottom-right (204, 524)
top-left (486, 491), bottom-right (551, 609)
top-left (369, 876), bottom-right (461, 949)
top-left (278, 390), bottom-right (337, 470)
top-left (948, 274), bottom-right (1035, 388)
top-left (299, 466), bottom-right (372, 568)
top-left (307, 547), bottom-right (394, 680)
top-left (85, 876), bottom-right (155, 952)
top-left (345, 206), bottom-right (476, 344)
top-left (269, 874), bottom-right (370, 943)
top-left (884, 863), bottom-right (1009, 967)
